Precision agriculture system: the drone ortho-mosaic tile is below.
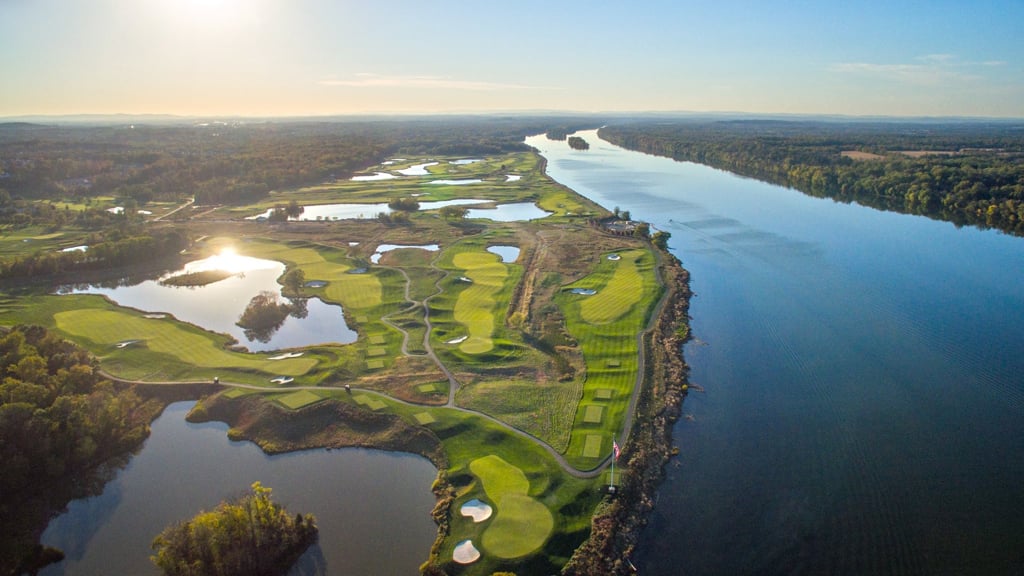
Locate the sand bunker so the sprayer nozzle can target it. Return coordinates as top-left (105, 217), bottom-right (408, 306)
top-left (607, 254), bottom-right (622, 261)
top-left (270, 376), bottom-right (294, 384)
top-left (115, 340), bottom-right (139, 348)
top-left (268, 352), bottom-right (304, 360)
top-left (446, 336), bottom-right (468, 344)
top-left (453, 540), bottom-right (481, 564)
top-left (143, 313), bottom-right (167, 319)
top-left (460, 499), bottom-right (493, 523)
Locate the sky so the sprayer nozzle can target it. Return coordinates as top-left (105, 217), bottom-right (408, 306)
top-left (1, 0), bottom-right (1022, 118)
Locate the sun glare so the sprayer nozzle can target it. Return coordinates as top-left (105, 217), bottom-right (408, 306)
top-left (182, 247), bottom-right (273, 275)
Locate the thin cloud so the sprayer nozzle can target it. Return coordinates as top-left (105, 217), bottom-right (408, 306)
top-left (319, 73), bottom-right (553, 91)
top-left (828, 55), bottom-right (994, 85)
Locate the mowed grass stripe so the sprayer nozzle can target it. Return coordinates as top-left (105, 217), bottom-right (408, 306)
top-left (452, 251), bottom-right (508, 354)
top-left (55, 309), bottom-right (315, 376)
top-left (579, 249), bottom-right (647, 324)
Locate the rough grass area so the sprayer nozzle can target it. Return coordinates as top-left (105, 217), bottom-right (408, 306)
top-left (455, 378), bottom-right (582, 452)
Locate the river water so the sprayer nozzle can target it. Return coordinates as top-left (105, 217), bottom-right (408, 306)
top-left (528, 131), bottom-right (1024, 575)
top-left (40, 402), bottom-right (438, 576)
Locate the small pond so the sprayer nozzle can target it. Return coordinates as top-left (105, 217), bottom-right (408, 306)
top-left (466, 202), bottom-right (552, 222)
top-left (249, 199), bottom-right (489, 221)
top-left (449, 158), bottom-right (481, 165)
top-left (39, 402), bottom-right (439, 576)
top-left (486, 245), bottom-right (520, 263)
top-left (350, 172), bottom-right (397, 181)
top-left (61, 251), bottom-right (356, 352)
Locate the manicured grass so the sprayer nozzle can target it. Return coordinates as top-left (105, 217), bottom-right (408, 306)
top-left (576, 249), bottom-right (647, 324)
top-left (582, 434), bottom-right (604, 459)
top-left (277, 390), bottom-right (323, 410)
top-left (54, 308), bottom-right (316, 376)
top-left (366, 359), bottom-right (384, 369)
top-left (557, 247), bottom-right (662, 467)
top-left (369, 335), bottom-right (386, 345)
top-left (451, 251), bottom-right (508, 354)
top-left (469, 456), bottom-right (554, 559)
top-left (582, 405), bottom-right (604, 424)
top-left (414, 412), bottom-right (436, 425)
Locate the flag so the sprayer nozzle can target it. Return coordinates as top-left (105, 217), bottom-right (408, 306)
top-left (613, 440), bottom-right (621, 461)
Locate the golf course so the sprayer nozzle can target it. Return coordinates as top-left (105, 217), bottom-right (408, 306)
top-left (0, 144), bottom-right (691, 576)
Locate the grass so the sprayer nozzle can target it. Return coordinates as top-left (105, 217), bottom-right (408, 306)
top-left (55, 308), bottom-right (316, 375)
top-left (557, 248), bottom-right (663, 467)
top-left (451, 251), bottom-right (509, 354)
top-left (582, 405), bottom-right (604, 424)
top-left (576, 249), bottom-right (647, 324)
top-left (277, 390), bottom-right (324, 410)
top-left (469, 455), bottom-right (554, 559)
top-left (455, 379), bottom-right (582, 452)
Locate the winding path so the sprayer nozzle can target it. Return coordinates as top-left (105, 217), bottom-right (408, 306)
top-left (102, 237), bottom-right (674, 479)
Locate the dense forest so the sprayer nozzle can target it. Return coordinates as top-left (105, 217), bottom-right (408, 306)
top-left (0, 117), bottom-right (601, 208)
top-left (600, 120), bottom-right (1024, 236)
top-left (0, 325), bottom-right (158, 575)
top-left (151, 482), bottom-right (318, 576)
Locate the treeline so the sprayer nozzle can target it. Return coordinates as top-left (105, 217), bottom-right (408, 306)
top-left (0, 325), bottom-right (156, 574)
top-left (599, 120), bottom-right (1024, 236)
top-left (0, 228), bottom-right (189, 280)
top-left (0, 117), bottom-right (602, 207)
top-left (151, 482), bottom-right (318, 576)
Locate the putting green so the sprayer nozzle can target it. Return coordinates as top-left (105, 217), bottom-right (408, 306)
top-left (579, 249), bottom-right (647, 324)
top-left (54, 309), bottom-right (315, 376)
top-left (452, 251), bottom-right (508, 354)
top-left (469, 455), bottom-right (553, 558)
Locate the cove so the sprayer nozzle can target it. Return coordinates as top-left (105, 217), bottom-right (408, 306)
top-left (62, 253), bottom-right (356, 352)
top-left (40, 402), bottom-right (439, 576)
top-left (529, 131), bottom-right (1024, 576)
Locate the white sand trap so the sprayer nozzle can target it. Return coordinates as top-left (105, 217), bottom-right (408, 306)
top-left (115, 340), bottom-right (139, 348)
top-left (607, 254), bottom-right (622, 261)
top-left (268, 352), bottom-right (304, 360)
top-left (446, 336), bottom-right (468, 344)
top-left (458, 276), bottom-right (473, 283)
top-left (453, 540), bottom-right (481, 564)
top-left (143, 313), bottom-right (167, 319)
top-left (270, 376), bottom-right (294, 384)
top-left (505, 174), bottom-right (522, 182)
top-left (460, 499), bottom-right (493, 523)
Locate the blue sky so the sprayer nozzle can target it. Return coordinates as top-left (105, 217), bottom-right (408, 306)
top-left (1, 0), bottom-right (1021, 117)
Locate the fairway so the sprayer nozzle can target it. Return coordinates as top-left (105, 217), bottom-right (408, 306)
top-left (451, 251), bottom-right (509, 354)
top-left (54, 309), bottom-right (316, 376)
top-left (578, 249), bottom-right (647, 324)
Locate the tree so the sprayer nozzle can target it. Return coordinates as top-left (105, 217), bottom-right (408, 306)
top-left (282, 268), bottom-right (306, 295)
top-left (285, 200), bottom-right (304, 219)
top-left (151, 482), bottom-right (318, 576)
top-left (440, 205), bottom-right (469, 221)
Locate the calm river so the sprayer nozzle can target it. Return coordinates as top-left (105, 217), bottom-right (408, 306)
top-left (528, 131), bottom-right (1024, 576)
top-left (40, 402), bottom-right (438, 576)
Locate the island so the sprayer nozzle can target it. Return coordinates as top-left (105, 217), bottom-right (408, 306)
top-left (0, 120), bottom-right (690, 576)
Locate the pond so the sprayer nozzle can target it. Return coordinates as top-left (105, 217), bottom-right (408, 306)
top-left (350, 171), bottom-right (397, 181)
top-left (466, 202), bottom-right (552, 222)
top-left (61, 251), bottom-right (356, 352)
top-left (249, 199), bottom-right (489, 221)
top-left (486, 245), bottom-right (520, 263)
top-left (40, 402), bottom-right (439, 576)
